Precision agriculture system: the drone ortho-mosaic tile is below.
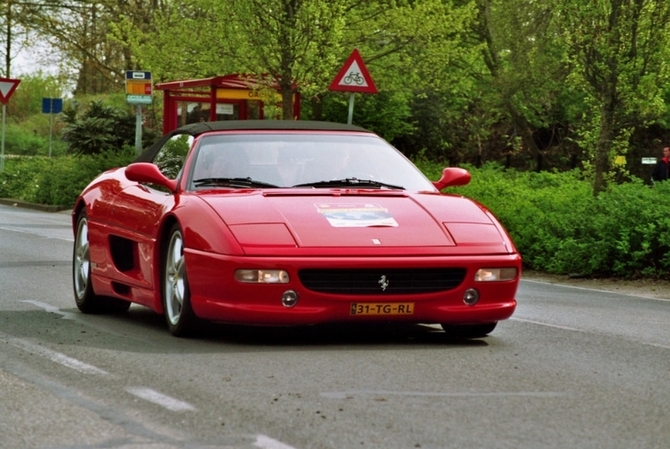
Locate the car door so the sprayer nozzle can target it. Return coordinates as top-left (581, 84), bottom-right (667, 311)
top-left (104, 134), bottom-right (192, 291)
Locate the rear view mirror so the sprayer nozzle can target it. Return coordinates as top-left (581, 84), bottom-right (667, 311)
top-left (432, 167), bottom-right (471, 190)
top-left (125, 163), bottom-right (178, 192)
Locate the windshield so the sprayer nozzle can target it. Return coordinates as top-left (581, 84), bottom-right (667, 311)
top-left (188, 132), bottom-right (437, 192)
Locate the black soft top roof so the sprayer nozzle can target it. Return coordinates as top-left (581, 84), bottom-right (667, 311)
top-left (135, 120), bottom-right (373, 162)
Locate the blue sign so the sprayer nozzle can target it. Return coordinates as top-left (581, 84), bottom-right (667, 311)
top-left (126, 71), bottom-right (152, 80)
top-left (42, 98), bottom-right (63, 114)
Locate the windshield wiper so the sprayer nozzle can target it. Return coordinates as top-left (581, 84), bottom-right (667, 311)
top-left (293, 178), bottom-right (404, 190)
top-left (193, 177), bottom-right (280, 188)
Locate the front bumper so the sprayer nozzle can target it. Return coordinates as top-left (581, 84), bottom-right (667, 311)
top-left (185, 250), bottom-right (521, 326)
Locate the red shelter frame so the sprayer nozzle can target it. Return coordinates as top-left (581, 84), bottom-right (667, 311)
top-left (155, 74), bottom-right (301, 134)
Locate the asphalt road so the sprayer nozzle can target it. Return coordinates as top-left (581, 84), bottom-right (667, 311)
top-left (0, 205), bottom-right (668, 449)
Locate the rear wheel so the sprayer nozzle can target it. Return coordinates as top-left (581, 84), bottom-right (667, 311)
top-left (440, 322), bottom-right (497, 338)
top-left (73, 210), bottom-right (130, 314)
top-left (163, 223), bottom-right (199, 337)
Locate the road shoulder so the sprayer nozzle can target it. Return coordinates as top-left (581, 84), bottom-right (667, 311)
top-left (522, 270), bottom-right (670, 300)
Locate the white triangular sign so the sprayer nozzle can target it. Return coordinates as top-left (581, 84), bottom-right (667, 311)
top-left (0, 82), bottom-right (14, 98)
top-left (0, 78), bottom-right (20, 104)
top-left (329, 48), bottom-right (377, 93)
top-left (338, 61), bottom-right (369, 88)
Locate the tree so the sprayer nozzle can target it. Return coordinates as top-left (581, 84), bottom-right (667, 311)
top-left (556, 0), bottom-right (670, 194)
top-left (135, 0), bottom-right (473, 125)
top-left (8, 71), bottom-right (65, 120)
top-left (225, 0), bottom-right (353, 120)
top-left (0, 0), bottom-right (35, 77)
top-left (453, 0), bottom-right (584, 170)
top-left (15, 0), bottom-right (164, 95)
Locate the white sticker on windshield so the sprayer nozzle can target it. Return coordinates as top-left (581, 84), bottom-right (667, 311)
top-left (316, 203), bottom-right (398, 227)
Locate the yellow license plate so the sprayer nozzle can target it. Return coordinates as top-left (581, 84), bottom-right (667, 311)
top-left (350, 302), bottom-right (415, 316)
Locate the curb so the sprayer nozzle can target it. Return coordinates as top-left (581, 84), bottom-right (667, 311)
top-left (0, 198), bottom-right (72, 213)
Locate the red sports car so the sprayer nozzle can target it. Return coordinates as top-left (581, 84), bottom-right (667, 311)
top-left (72, 120), bottom-right (520, 337)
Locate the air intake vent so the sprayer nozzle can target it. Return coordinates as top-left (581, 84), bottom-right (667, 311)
top-left (298, 268), bottom-right (466, 295)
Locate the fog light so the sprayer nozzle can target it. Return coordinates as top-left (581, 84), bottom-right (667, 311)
top-left (463, 288), bottom-right (480, 306)
top-left (281, 290), bottom-right (299, 308)
top-left (235, 269), bottom-right (289, 283)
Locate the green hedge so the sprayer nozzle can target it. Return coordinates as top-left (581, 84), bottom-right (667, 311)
top-left (0, 147), bottom-right (135, 207)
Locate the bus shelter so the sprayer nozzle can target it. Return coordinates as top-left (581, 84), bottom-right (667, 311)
top-left (155, 74), bottom-right (301, 134)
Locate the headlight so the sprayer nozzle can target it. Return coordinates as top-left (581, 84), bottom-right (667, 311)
top-left (235, 269), bottom-right (290, 283)
top-left (474, 268), bottom-right (517, 282)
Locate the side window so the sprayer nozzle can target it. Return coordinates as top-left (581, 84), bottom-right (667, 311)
top-left (154, 134), bottom-right (193, 179)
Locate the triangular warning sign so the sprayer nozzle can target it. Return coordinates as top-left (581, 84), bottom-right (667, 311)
top-left (0, 78), bottom-right (20, 104)
top-left (329, 49), bottom-right (377, 94)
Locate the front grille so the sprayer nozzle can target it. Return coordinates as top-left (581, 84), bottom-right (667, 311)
top-left (298, 268), bottom-right (467, 295)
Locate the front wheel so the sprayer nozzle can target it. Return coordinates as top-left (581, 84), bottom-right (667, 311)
top-left (163, 223), bottom-right (200, 337)
top-left (440, 322), bottom-right (497, 339)
top-left (73, 210), bottom-right (130, 314)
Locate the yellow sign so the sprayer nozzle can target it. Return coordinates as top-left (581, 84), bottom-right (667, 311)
top-left (215, 88), bottom-right (289, 102)
top-left (125, 71), bottom-right (152, 96)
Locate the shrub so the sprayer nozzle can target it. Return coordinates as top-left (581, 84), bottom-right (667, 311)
top-left (61, 101), bottom-right (158, 156)
top-left (33, 147), bottom-right (136, 207)
top-left (2, 122), bottom-right (67, 156)
top-left (61, 101), bottom-right (135, 155)
top-left (0, 147), bottom-right (135, 207)
top-left (0, 156), bottom-right (52, 201)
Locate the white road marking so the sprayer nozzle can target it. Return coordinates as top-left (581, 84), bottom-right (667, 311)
top-left (21, 300), bottom-right (78, 320)
top-left (0, 225), bottom-right (73, 242)
top-left (320, 390), bottom-right (565, 399)
top-left (521, 278), bottom-right (670, 302)
top-left (125, 387), bottom-right (197, 412)
top-left (254, 434), bottom-right (299, 449)
top-left (511, 317), bottom-right (670, 349)
top-left (4, 335), bottom-right (108, 375)
top-left (510, 317), bottom-right (584, 332)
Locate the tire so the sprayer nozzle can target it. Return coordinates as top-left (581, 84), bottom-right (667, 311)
top-left (162, 223), bottom-right (200, 337)
top-left (73, 210), bottom-right (131, 314)
top-left (440, 322), bottom-right (497, 339)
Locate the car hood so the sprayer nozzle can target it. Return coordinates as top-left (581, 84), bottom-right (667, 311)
top-left (198, 190), bottom-right (513, 256)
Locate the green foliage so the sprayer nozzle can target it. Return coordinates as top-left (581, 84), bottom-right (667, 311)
top-left (556, 0), bottom-right (670, 193)
top-left (0, 148), bottom-right (135, 207)
top-left (321, 91), bottom-right (414, 141)
top-left (0, 157), bottom-right (52, 202)
top-left (2, 123), bottom-right (67, 157)
top-left (14, 0), bottom-right (670, 190)
top-left (8, 72), bottom-right (66, 121)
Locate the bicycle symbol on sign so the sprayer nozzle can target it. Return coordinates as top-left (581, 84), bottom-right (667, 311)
top-left (343, 72), bottom-right (365, 86)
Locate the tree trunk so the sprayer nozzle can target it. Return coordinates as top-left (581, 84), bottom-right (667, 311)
top-left (594, 97), bottom-right (616, 196)
top-left (505, 100), bottom-right (541, 169)
top-left (311, 95), bottom-right (323, 121)
top-left (4, 1), bottom-right (11, 78)
top-left (281, 80), bottom-right (294, 120)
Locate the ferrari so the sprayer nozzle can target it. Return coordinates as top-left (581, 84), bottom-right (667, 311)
top-left (72, 120), bottom-right (521, 337)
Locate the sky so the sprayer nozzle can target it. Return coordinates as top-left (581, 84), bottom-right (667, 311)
top-left (11, 43), bottom-right (59, 77)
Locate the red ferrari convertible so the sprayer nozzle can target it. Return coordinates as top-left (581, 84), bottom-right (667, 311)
top-left (72, 120), bottom-right (520, 337)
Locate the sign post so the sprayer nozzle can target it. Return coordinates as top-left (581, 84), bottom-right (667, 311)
top-left (126, 71), bottom-right (152, 155)
top-left (42, 98), bottom-right (63, 157)
top-left (328, 49), bottom-right (377, 124)
top-left (0, 77), bottom-right (20, 172)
